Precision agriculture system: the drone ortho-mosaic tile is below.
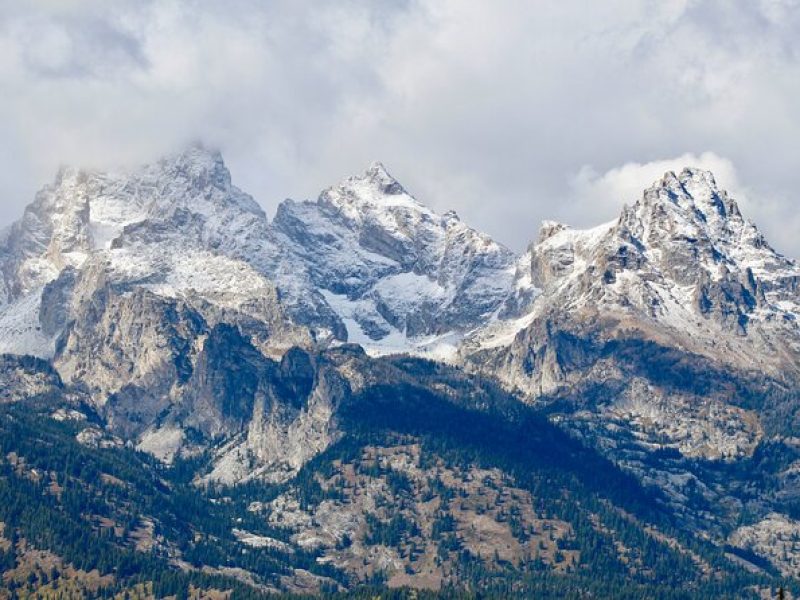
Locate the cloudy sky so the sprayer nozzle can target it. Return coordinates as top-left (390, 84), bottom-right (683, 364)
top-left (1, 0), bottom-right (799, 256)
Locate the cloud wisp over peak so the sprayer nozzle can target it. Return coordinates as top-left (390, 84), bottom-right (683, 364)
top-left (1, 0), bottom-right (798, 257)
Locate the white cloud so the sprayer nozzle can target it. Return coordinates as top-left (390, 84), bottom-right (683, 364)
top-left (565, 152), bottom-right (800, 259)
top-left (0, 0), bottom-right (798, 257)
top-left (567, 152), bottom-right (745, 227)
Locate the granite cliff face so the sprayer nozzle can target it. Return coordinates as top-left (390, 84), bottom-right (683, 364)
top-left (0, 145), bottom-right (300, 359)
top-left (464, 168), bottom-right (800, 408)
top-left (271, 162), bottom-right (516, 351)
top-left (2, 149), bottom-right (799, 469)
top-left (0, 145), bottom-right (523, 481)
top-left (458, 168), bottom-right (800, 567)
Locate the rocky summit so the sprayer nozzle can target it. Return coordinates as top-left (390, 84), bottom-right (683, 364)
top-left (1, 145), bottom-right (799, 598)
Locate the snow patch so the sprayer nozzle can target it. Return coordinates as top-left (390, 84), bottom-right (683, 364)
top-left (0, 289), bottom-right (56, 358)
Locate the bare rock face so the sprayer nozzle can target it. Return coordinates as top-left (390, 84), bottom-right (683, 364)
top-left (0, 354), bottom-right (63, 403)
top-left (39, 267), bottom-right (78, 338)
top-left (177, 324), bottom-right (268, 439)
top-left (0, 144), bottom-right (305, 361)
top-left (174, 341), bottom-right (354, 482)
top-left (206, 352), bottom-right (348, 484)
top-left (48, 280), bottom-right (347, 475)
top-left (270, 162), bottom-right (517, 349)
top-left (467, 167), bottom-right (800, 399)
top-left (457, 168), bottom-right (800, 550)
top-left (55, 287), bottom-right (205, 405)
top-left (52, 286), bottom-right (205, 439)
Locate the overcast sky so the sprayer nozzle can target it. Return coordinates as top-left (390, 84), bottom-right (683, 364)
top-left (1, 0), bottom-right (799, 256)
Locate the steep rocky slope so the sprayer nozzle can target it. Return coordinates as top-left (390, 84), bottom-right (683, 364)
top-left (0, 355), bottom-right (782, 597)
top-left (1, 147), bottom-right (800, 593)
top-left (461, 167), bottom-right (800, 574)
top-left (0, 147), bottom-right (517, 361)
top-left (271, 162), bottom-right (516, 353)
top-left (0, 145), bottom-right (301, 359)
top-left (0, 147), bottom-right (519, 470)
top-left (465, 168), bottom-right (800, 396)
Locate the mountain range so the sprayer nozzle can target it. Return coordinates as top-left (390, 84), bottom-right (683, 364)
top-left (1, 144), bottom-right (799, 598)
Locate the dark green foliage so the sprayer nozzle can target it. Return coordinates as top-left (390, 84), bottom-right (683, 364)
top-left (0, 401), bottom-right (339, 595)
top-left (364, 513), bottom-right (419, 547)
top-left (431, 512), bottom-right (455, 539)
top-left (0, 350), bottom-right (797, 599)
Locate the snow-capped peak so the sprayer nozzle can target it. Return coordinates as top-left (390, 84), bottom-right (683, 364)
top-left (364, 161), bottom-right (405, 194)
top-left (640, 168), bottom-right (743, 227)
top-left (270, 160), bottom-right (516, 353)
top-left (319, 162), bottom-right (433, 221)
top-left (150, 143), bottom-right (232, 194)
top-left (127, 144), bottom-right (265, 222)
top-left (537, 220), bottom-right (570, 243)
top-left (613, 167), bottom-right (791, 288)
top-left (33, 144), bottom-right (262, 247)
top-left (464, 167), bottom-right (800, 399)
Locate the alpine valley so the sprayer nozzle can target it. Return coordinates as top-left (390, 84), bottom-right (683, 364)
top-left (1, 144), bottom-right (799, 599)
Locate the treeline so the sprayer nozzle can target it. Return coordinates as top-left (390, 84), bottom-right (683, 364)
top-left (1, 356), bottom-right (799, 599)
